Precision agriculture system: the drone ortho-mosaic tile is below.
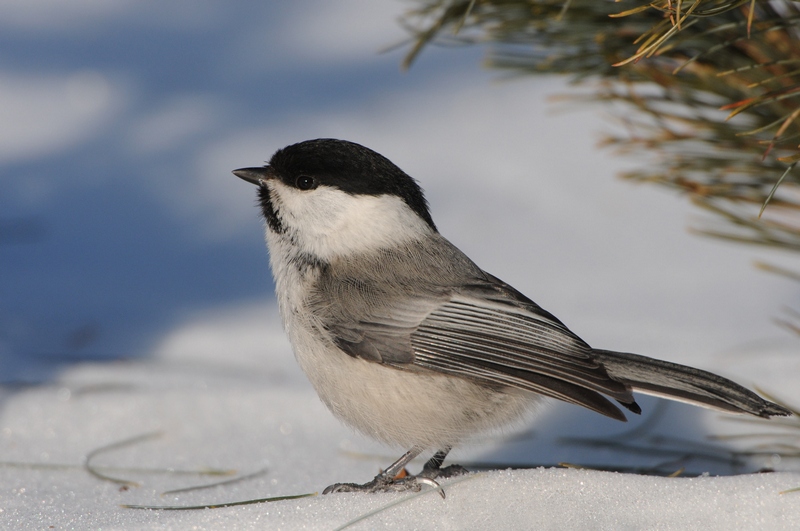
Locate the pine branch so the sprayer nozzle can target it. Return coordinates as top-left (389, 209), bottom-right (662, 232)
top-left (401, 0), bottom-right (800, 251)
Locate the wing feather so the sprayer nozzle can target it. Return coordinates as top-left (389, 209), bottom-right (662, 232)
top-left (410, 296), bottom-right (634, 406)
top-left (324, 271), bottom-right (639, 420)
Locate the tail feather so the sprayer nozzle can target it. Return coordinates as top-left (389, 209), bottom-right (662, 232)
top-left (593, 350), bottom-right (791, 419)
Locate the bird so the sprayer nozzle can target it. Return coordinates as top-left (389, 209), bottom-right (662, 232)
top-left (233, 138), bottom-right (791, 494)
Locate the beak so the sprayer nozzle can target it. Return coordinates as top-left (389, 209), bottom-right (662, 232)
top-left (232, 166), bottom-right (274, 186)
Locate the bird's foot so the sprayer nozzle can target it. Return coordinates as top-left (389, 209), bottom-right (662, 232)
top-left (323, 472), bottom-right (432, 495)
top-left (323, 463), bottom-right (469, 496)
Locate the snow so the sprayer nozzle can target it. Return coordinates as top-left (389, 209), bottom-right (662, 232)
top-left (1, 305), bottom-right (798, 529)
top-left (1, 1), bottom-right (799, 529)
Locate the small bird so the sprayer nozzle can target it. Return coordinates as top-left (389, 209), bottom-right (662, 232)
top-left (234, 138), bottom-right (790, 494)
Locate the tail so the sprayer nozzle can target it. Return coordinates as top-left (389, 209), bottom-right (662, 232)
top-left (593, 349), bottom-right (791, 418)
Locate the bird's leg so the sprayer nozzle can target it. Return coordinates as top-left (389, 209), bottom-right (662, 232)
top-left (419, 447), bottom-right (469, 480)
top-left (323, 447), bottom-right (425, 494)
top-left (382, 447), bottom-right (422, 479)
top-left (323, 446), bottom-right (471, 495)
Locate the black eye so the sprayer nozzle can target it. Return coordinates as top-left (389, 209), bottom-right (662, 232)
top-left (295, 175), bottom-right (316, 190)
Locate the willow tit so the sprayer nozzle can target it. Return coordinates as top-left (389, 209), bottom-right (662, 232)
top-left (234, 138), bottom-right (790, 494)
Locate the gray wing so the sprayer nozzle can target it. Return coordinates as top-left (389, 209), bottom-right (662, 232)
top-left (329, 272), bottom-right (638, 421)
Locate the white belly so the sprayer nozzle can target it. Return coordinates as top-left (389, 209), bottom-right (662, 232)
top-left (269, 236), bottom-right (539, 450)
top-left (287, 317), bottom-right (539, 449)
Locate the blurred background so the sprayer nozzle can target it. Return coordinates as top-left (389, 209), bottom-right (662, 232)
top-left (1, 0), bottom-right (796, 403)
top-left (1, 1), bottom-right (481, 380)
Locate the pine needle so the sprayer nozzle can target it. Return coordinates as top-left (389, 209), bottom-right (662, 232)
top-left (759, 163), bottom-right (796, 218)
top-left (747, 0), bottom-right (756, 37)
top-left (452, 0), bottom-right (476, 34)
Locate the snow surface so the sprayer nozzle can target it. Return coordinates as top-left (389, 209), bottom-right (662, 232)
top-left (2, 1), bottom-right (799, 530)
top-left (2, 304), bottom-right (798, 530)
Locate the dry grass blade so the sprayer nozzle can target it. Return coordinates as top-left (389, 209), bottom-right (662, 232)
top-left (161, 466), bottom-right (270, 496)
top-left (667, 467), bottom-right (686, 477)
top-left (122, 491), bottom-right (317, 510)
top-left (84, 431), bottom-right (163, 487)
top-left (0, 459), bottom-right (234, 477)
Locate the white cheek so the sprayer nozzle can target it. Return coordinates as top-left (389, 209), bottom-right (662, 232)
top-left (269, 181), bottom-right (433, 259)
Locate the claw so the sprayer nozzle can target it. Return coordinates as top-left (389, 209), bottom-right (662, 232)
top-left (415, 476), bottom-right (445, 499)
